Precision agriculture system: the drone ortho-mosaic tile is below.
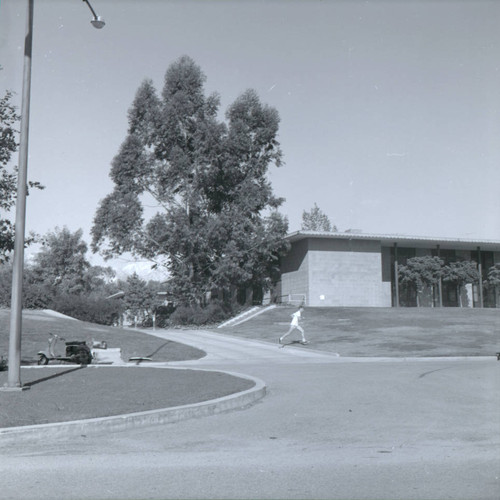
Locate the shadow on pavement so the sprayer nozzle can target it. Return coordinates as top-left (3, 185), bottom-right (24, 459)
top-left (24, 365), bottom-right (87, 388)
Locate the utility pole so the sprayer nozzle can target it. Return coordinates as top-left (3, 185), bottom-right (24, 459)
top-left (2, 0), bottom-right (105, 391)
top-left (3, 0), bottom-right (34, 391)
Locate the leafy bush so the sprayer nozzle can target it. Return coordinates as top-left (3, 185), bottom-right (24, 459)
top-left (169, 301), bottom-right (231, 326)
top-left (52, 294), bottom-right (123, 325)
top-left (140, 304), bottom-right (177, 328)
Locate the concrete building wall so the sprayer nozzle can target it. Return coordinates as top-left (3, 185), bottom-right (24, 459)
top-left (287, 238), bottom-right (391, 307)
top-left (279, 233), bottom-right (500, 308)
top-left (279, 239), bottom-right (309, 303)
top-left (380, 282), bottom-right (392, 306)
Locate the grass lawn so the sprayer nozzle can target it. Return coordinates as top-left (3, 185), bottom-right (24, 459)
top-left (0, 309), bottom-right (205, 364)
top-left (0, 366), bottom-right (254, 428)
top-left (0, 309), bottom-right (251, 429)
top-left (0, 306), bottom-right (498, 428)
top-left (2, 306), bottom-right (497, 361)
top-left (216, 306), bottom-right (500, 357)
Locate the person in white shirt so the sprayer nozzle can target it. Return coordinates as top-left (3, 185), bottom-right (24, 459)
top-left (279, 305), bottom-right (309, 345)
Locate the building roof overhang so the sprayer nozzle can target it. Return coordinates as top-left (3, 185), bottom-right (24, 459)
top-left (285, 231), bottom-right (500, 252)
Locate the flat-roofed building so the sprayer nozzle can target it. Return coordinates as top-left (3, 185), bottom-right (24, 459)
top-left (278, 231), bottom-right (500, 308)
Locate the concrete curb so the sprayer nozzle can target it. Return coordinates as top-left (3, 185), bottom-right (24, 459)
top-left (0, 367), bottom-right (266, 444)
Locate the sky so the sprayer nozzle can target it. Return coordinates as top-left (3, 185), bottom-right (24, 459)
top-left (1, 0), bottom-right (499, 273)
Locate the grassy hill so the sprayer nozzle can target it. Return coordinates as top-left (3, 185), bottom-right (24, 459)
top-left (216, 306), bottom-right (500, 358)
top-left (1, 306), bottom-right (498, 361)
top-left (0, 309), bottom-right (205, 364)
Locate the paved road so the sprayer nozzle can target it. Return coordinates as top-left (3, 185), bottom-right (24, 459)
top-left (1, 329), bottom-right (499, 500)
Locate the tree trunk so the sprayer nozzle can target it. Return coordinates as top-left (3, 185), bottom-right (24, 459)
top-left (393, 258), bottom-right (399, 307)
top-left (230, 285), bottom-right (238, 306)
top-left (245, 287), bottom-right (254, 306)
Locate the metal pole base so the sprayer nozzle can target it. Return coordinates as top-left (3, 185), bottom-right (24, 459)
top-left (0, 384), bottom-right (30, 392)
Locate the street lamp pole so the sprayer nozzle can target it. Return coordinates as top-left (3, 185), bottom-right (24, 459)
top-left (2, 0), bottom-right (105, 390)
top-left (82, 0), bottom-right (106, 29)
top-left (3, 0), bottom-right (34, 390)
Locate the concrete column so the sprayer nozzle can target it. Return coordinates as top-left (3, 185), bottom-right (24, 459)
top-left (477, 247), bottom-right (483, 308)
top-left (437, 245), bottom-right (443, 307)
top-left (393, 243), bottom-right (399, 307)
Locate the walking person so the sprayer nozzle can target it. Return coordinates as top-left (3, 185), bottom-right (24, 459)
top-left (279, 305), bottom-right (309, 345)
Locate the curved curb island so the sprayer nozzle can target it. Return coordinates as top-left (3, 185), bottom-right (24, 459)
top-left (0, 369), bottom-right (266, 444)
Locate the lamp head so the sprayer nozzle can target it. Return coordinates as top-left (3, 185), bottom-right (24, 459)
top-left (91, 16), bottom-right (105, 29)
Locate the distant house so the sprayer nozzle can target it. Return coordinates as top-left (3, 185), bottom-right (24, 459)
top-left (277, 231), bottom-right (500, 308)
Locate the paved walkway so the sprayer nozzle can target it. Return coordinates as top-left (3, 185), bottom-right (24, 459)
top-left (143, 327), bottom-right (492, 365)
top-left (1, 328), bottom-right (498, 500)
top-left (144, 328), bottom-right (341, 364)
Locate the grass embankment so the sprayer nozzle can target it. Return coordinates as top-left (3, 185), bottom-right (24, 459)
top-left (0, 310), bottom-right (256, 429)
top-left (0, 366), bottom-right (254, 428)
top-left (0, 309), bottom-right (205, 364)
top-left (218, 306), bottom-right (500, 357)
top-left (0, 306), bottom-right (498, 429)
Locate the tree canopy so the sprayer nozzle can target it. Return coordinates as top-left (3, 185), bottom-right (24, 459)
top-left (32, 227), bottom-right (92, 295)
top-left (398, 255), bottom-right (444, 306)
top-left (23, 227), bottom-right (115, 305)
top-left (0, 227), bottom-right (119, 321)
top-left (398, 256), bottom-right (444, 290)
top-left (442, 260), bottom-right (479, 307)
top-left (0, 89), bottom-right (20, 261)
top-left (92, 56), bottom-right (289, 305)
top-left (0, 84), bottom-right (43, 262)
top-left (301, 203), bottom-right (336, 232)
top-left (442, 260), bottom-right (478, 287)
top-left (487, 263), bottom-right (500, 288)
